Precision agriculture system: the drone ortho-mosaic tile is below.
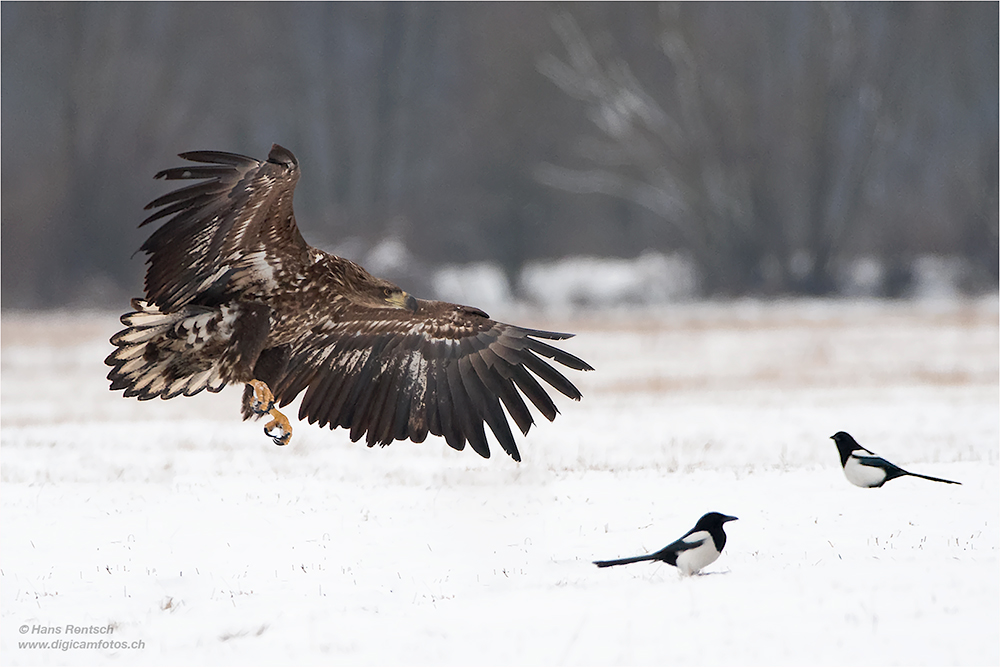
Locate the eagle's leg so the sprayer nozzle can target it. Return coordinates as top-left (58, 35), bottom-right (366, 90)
top-left (247, 379), bottom-right (293, 446)
top-left (248, 379), bottom-right (276, 414)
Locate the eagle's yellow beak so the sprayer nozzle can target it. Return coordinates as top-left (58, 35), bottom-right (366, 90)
top-left (387, 291), bottom-right (419, 313)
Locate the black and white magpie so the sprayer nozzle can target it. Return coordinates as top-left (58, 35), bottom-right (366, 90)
top-left (593, 512), bottom-right (738, 575)
top-left (831, 431), bottom-right (960, 488)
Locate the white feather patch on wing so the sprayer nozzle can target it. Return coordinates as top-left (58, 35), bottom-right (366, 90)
top-left (232, 250), bottom-right (280, 292)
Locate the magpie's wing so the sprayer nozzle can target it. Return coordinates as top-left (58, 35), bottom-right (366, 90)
top-left (852, 450), bottom-right (905, 474)
top-left (656, 530), bottom-right (709, 560)
top-left (674, 530), bottom-right (710, 551)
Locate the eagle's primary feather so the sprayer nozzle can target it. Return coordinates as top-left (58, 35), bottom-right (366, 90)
top-left (106, 144), bottom-right (592, 460)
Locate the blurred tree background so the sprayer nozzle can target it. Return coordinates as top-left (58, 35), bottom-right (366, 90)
top-left (2, 2), bottom-right (996, 309)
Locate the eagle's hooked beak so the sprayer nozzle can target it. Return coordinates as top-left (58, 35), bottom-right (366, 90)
top-left (403, 292), bottom-right (418, 313)
top-left (387, 290), bottom-right (419, 313)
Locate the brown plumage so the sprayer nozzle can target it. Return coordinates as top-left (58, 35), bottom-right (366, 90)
top-left (106, 144), bottom-right (592, 461)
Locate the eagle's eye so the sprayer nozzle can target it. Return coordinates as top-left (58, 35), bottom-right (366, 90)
top-left (382, 287), bottom-right (393, 298)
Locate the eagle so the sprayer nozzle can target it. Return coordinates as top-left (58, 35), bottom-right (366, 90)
top-left (105, 144), bottom-right (592, 461)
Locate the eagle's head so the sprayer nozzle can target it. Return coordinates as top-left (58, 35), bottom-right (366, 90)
top-left (334, 261), bottom-right (417, 313)
top-left (377, 281), bottom-right (419, 313)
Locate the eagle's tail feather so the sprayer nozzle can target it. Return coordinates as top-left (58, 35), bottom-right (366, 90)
top-left (105, 299), bottom-right (229, 400)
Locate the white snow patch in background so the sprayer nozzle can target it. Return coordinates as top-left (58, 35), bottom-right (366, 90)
top-left (361, 236), bottom-right (413, 277)
top-left (910, 254), bottom-right (968, 300)
top-left (519, 251), bottom-right (699, 310)
top-left (431, 262), bottom-right (514, 313)
top-left (1, 297), bottom-right (997, 665)
top-left (835, 253), bottom-right (981, 299)
top-left (837, 255), bottom-right (886, 297)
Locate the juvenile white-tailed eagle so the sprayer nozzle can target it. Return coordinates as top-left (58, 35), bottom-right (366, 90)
top-left (106, 144), bottom-right (592, 461)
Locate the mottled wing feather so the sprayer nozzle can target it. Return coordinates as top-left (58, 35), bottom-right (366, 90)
top-left (271, 303), bottom-right (592, 462)
top-left (138, 145), bottom-right (308, 310)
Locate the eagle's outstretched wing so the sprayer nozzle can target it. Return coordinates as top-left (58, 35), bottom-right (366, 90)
top-left (139, 144), bottom-right (307, 310)
top-left (258, 301), bottom-right (593, 462)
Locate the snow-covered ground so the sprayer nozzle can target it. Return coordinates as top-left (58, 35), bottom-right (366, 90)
top-left (2, 297), bottom-right (997, 666)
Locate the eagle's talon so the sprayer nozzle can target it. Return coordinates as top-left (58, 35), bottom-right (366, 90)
top-left (268, 431), bottom-right (291, 446)
top-left (264, 409), bottom-right (293, 447)
top-left (264, 426), bottom-right (292, 447)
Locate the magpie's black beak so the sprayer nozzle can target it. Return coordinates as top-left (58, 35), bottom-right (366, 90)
top-left (722, 515), bottom-right (738, 523)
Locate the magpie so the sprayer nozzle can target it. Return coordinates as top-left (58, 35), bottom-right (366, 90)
top-left (593, 512), bottom-right (738, 576)
top-left (831, 431), bottom-right (960, 488)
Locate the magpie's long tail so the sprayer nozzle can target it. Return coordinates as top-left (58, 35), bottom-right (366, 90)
top-left (593, 554), bottom-right (657, 568)
top-left (907, 471), bottom-right (961, 485)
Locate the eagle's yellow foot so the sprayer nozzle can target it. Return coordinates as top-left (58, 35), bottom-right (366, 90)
top-left (264, 409), bottom-right (292, 446)
top-left (247, 379), bottom-right (292, 446)
top-left (248, 379), bottom-right (275, 415)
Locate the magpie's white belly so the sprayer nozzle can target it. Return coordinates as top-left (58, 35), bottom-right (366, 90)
top-left (675, 532), bottom-right (721, 576)
top-left (844, 457), bottom-right (888, 488)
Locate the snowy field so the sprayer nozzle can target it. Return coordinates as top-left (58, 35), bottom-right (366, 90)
top-left (2, 297), bottom-right (998, 666)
